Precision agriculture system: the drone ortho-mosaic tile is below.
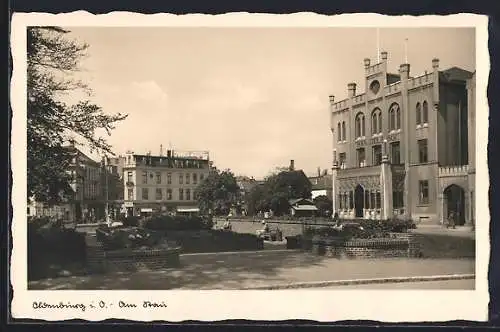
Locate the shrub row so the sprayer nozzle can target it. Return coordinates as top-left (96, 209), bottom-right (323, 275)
top-left (28, 220), bottom-right (87, 280)
top-left (118, 214), bottom-right (215, 231)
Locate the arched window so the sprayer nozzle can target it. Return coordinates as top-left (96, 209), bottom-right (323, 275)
top-left (342, 121), bottom-right (346, 141)
top-left (422, 101), bottom-right (429, 124)
top-left (337, 122), bottom-right (342, 141)
top-left (371, 108), bottom-right (382, 135)
top-left (416, 102), bottom-right (422, 125)
top-left (389, 103), bottom-right (401, 131)
top-left (355, 113), bottom-right (365, 138)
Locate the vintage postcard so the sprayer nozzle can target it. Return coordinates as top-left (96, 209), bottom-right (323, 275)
top-left (10, 12), bottom-right (489, 322)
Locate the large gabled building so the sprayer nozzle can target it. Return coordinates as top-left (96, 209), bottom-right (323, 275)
top-left (329, 51), bottom-right (475, 225)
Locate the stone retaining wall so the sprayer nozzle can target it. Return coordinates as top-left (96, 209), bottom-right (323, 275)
top-left (86, 244), bottom-right (181, 273)
top-left (309, 233), bottom-right (422, 259)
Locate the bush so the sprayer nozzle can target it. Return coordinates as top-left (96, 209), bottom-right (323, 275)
top-left (28, 219), bottom-right (87, 280)
top-left (143, 215), bottom-right (213, 231)
top-left (117, 215), bottom-right (141, 227)
top-left (95, 226), bottom-right (166, 251)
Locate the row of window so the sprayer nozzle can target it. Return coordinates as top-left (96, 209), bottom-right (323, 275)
top-left (127, 188), bottom-right (197, 201)
top-left (344, 139), bottom-right (427, 168)
top-left (337, 180), bottom-right (430, 210)
top-left (127, 171), bottom-right (205, 185)
top-left (336, 101), bottom-right (430, 142)
top-left (126, 156), bottom-right (205, 169)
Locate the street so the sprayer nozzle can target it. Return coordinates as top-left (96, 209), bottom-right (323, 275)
top-left (318, 278), bottom-right (475, 289)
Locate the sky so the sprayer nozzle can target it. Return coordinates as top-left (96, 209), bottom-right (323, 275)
top-left (63, 27), bottom-right (475, 178)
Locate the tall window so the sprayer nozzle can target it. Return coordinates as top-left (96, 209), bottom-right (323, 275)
top-left (337, 122), bottom-right (342, 142)
top-left (389, 103), bottom-right (401, 131)
top-left (156, 172), bottom-right (161, 184)
top-left (142, 188), bottom-right (149, 200)
top-left (372, 145), bottom-right (382, 166)
top-left (393, 191), bottom-right (404, 209)
top-left (167, 173), bottom-right (172, 184)
top-left (418, 139), bottom-right (428, 163)
top-left (142, 171), bottom-right (148, 184)
top-left (127, 188), bottom-right (134, 200)
top-left (339, 152), bottom-right (347, 168)
top-left (371, 108), bottom-right (382, 135)
top-left (419, 180), bottom-right (429, 205)
top-left (179, 173), bottom-right (183, 184)
top-left (186, 173), bottom-right (190, 184)
top-left (341, 121), bottom-right (346, 141)
top-left (155, 188), bottom-right (163, 200)
top-left (390, 141), bottom-right (401, 164)
top-left (127, 171), bottom-right (133, 183)
top-left (200, 173), bottom-right (205, 181)
top-left (186, 189), bottom-right (191, 200)
top-left (422, 101), bottom-right (429, 124)
top-left (193, 173), bottom-right (198, 185)
top-left (179, 188), bottom-right (184, 200)
top-left (166, 188), bottom-right (172, 200)
top-left (416, 102), bottom-right (422, 125)
top-left (356, 148), bottom-right (366, 167)
top-left (355, 113), bottom-right (365, 138)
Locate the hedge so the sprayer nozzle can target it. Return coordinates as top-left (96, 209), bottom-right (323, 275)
top-left (28, 220), bottom-right (87, 280)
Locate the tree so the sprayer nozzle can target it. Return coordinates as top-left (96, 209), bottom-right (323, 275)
top-left (245, 170), bottom-right (312, 216)
top-left (196, 169), bottom-right (240, 215)
top-left (27, 27), bottom-right (127, 204)
top-left (313, 195), bottom-right (333, 217)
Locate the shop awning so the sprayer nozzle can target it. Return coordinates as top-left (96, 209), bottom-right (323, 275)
top-left (291, 205), bottom-right (318, 211)
top-left (177, 207), bottom-right (200, 213)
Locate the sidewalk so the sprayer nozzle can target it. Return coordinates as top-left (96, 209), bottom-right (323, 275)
top-left (28, 251), bottom-right (475, 290)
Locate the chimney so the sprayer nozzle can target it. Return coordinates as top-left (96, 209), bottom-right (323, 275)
top-left (381, 51), bottom-right (388, 61)
top-left (317, 167), bottom-right (321, 177)
top-left (160, 144), bottom-right (163, 156)
top-left (432, 58), bottom-right (439, 71)
top-left (289, 160), bottom-right (295, 171)
top-left (399, 63), bottom-right (410, 80)
top-left (364, 58), bottom-right (371, 69)
top-left (328, 95), bottom-right (335, 105)
top-left (348, 83), bottom-right (357, 98)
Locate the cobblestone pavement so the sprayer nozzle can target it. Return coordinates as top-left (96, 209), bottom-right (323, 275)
top-left (28, 251), bottom-right (475, 290)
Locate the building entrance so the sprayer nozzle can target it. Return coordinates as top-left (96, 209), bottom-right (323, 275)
top-left (354, 185), bottom-right (365, 218)
top-left (444, 184), bottom-right (466, 226)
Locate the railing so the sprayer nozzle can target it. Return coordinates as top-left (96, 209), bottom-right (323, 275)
top-left (384, 82), bottom-right (401, 95)
top-left (333, 98), bottom-right (349, 111)
top-left (353, 94), bottom-right (365, 105)
top-left (438, 165), bottom-right (469, 177)
top-left (366, 63), bottom-right (382, 75)
top-left (409, 72), bottom-right (433, 89)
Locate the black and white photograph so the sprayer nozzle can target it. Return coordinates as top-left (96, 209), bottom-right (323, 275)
top-left (10, 12), bottom-right (489, 322)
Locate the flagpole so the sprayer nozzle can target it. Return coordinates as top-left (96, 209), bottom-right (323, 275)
top-left (377, 28), bottom-right (380, 62)
top-left (404, 38), bottom-right (408, 64)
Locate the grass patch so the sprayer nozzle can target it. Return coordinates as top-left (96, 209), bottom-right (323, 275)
top-left (419, 233), bottom-right (475, 259)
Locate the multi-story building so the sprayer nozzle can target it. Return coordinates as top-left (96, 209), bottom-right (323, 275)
top-left (28, 143), bottom-right (106, 222)
top-left (122, 149), bottom-right (211, 216)
top-left (329, 51), bottom-right (475, 226)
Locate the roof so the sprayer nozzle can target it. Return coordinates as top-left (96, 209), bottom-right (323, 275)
top-left (291, 205), bottom-right (318, 211)
top-left (289, 198), bottom-right (314, 206)
top-left (177, 207), bottom-right (200, 212)
top-left (386, 73), bottom-right (401, 85)
top-left (440, 67), bottom-right (474, 83)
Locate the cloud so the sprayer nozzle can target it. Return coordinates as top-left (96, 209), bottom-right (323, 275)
top-left (130, 80), bottom-right (169, 105)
